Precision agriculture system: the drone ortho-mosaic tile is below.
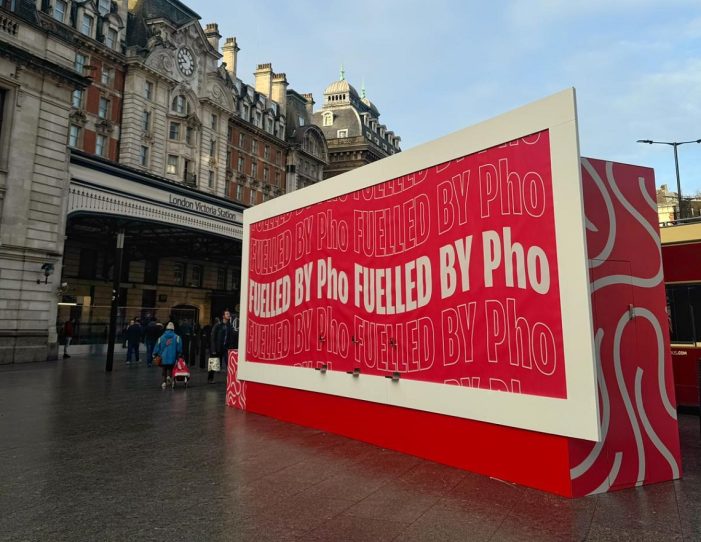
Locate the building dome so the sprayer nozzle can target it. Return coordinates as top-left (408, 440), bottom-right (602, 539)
top-left (361, 96), bottom-right (380, 117)
top-left (324, 79), bottom-right (359, 100)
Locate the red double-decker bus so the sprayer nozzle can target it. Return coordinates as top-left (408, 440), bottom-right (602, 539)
top-left (661, 220), bottom-right (701, 410)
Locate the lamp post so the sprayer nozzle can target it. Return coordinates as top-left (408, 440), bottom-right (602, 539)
top-left (637, 139), bottom-right (701, 220)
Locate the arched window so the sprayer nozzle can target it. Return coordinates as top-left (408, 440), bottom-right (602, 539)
top-left (172, 95), bottom-right (190, 115)
top-left (322, 112), bottom-right (333, 127)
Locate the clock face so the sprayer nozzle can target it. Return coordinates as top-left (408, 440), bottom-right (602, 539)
top-left (177, 48), bottom-right (195, 77)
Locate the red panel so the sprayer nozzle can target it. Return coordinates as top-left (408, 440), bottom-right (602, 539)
top-left (569, 158), bottom-right (681, 496)
top-left (244, 380), bottom-right (574, 497)
top-left (247, 132), bottom-right (568, 399)
top-left (671, 349), bottom-right (700, 406)
top-left (662, 243), bottom-right (701, 283)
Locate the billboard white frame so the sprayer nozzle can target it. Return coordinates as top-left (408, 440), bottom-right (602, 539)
top-left (237, 88), bottom-right (600, 441)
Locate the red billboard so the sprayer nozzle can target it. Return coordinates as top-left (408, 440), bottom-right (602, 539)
top-left (246, 130), bottom-right (568, 399)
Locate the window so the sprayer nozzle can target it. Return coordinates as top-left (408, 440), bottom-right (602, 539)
top-left (142, 110), bottom-right (150, 131)
top-left (254, 111), bottom-right (262, 127)
top-left (323, 112), bottom-right (333, 126)
top-left (74, 53), bottom-right (87, 74)
top-left (249, 189), bottom-right (256, 205)
top-left (250, 160), bottom-right (257, 178)
top-left (185, 126), bottom-right (194, 145)
top-left (298, 116), bottom-right (305, 126)
top-left (191, 265), bottom-right (202, 288)
top-left (173, 263), bottom-right (185, 286)
top-left (251, 140), bottom-right (258, 155)
top-left (211, 114), bottom-right (218, 130)
top-left (166, 155), bottom-right (178, 174)
top-left (172, 95), bottom-right (187, 114)
top-left (263, 167), bottom-right (269, 182)
top-left (337, 129), bottom-right (348, 138)
top-left (169, 122), bottom-right (181, 141)
top-left (227, 125), bottom-right (233, 142)
top-left (144, 81), bottom-right (154, 101)
top-left (241, 104), bottom-right (249, 120)
top-left (208, 171), bottom-right (214, 188)
top-left (217, 267), bottom-right (227, 290)
top-left (144, 258), bottom-right (159, 285)
top-left (666, 284), bottom-right (701, 344)
top-left (98, 97), bottom-right (109, 119)
top-left (98, 0), bottom-right (111, 14)
top-left (139, 146), bottom-right (149, 166)
top-left (81, 14), bottom-right (94, 36)
top-left (264, 145), bottom-right (270, 160)
top-left (105, 28), bottom-right (118, 50)
top-left (238, 133), bottom-right (245, 148)
top-left (68, 125), bottom-right (81, 148)
top-left (276, 150), bottom-right (281, 165)
top-left (237, 156), bottom-right (244, 173)
top-left (95, 134), bottom-right (107, 157)
top-left (275, 171), bottom-right (281, 186)
top-left (53, 0), bottom-right (67, 23)
top-left (101, 66), bottom-right (114, 87)
top-left (266, 118), bottom-right (273, 133)
top-left (71, 89), bottom-right (83, 109)
top-left (210, 139), bottom-right (217, 157)
top-left (236, 184), bottom-right (243, 201)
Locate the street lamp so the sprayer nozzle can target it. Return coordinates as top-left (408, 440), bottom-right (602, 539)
top-left (637, 138), bottom-right (701, 220)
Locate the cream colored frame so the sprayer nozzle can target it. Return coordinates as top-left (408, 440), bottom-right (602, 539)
top-left (238, 88), bottom-right (600, 441)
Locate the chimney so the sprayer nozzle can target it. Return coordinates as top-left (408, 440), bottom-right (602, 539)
top-left (271, 72), bottom-right (288, 116)
top-left (222, 37), bottom-right (239, 79)
top-left (302, 93), bottom-right (315, 116)
top-left (254, 63), bottom-right (273, 98)
top-left (204, 23), bottom-right (221, 52)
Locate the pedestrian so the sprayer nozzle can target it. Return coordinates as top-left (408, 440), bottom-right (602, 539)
top-left (144, 319), bottom-right (163, 367)
top-left (153, 322), bottom-right (182, 389)
top-left (62, 318), bottom-right (75, 359)
top-left (208, 310), bottom-right (236, 383)
top-left (125, 318), bottom-right (142, 364)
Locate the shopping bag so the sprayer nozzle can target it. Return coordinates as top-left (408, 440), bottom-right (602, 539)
top-left (153, 355), bottom-right (162, 366)
top-left (208, 356), bottom-right (221, 372)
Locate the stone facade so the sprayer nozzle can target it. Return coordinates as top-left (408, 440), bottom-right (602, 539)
top-left (0, 1), bottom-right (89, 363)
top-left (285, 90), bottom-right (328, 192)
top-left (312, 70), bottom-right (401, 179)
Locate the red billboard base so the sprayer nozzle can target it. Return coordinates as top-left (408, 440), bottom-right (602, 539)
top-left (228, 158), bottom-right (682, 497)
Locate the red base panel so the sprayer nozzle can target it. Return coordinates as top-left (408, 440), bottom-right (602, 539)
top-left (244, 380), bottom-right (575, 497)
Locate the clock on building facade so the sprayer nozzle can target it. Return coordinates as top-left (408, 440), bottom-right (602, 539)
top-left (177, 47), bottom-right (195, 76)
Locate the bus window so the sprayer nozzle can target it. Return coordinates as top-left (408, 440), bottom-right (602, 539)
top-left (666, 284), bottom-right (701, 344)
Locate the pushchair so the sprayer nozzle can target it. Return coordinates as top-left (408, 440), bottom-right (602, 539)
top-left (171, 357), bottom-right (190, 388)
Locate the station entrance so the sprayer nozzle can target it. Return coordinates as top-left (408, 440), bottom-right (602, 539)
top-left (60, 151), bottom-right (245, 367)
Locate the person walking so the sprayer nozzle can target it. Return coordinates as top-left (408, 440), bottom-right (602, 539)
top-left (208, 310), bottom-right (236, 383)
top-left (153, 322), bottom-right (182, 389)
top-left (62, 318), bottom-right (75, 359)
top-left (144, 319), bottom-right (163, 367)
top-left (125, 318), bottom-right (142, 364)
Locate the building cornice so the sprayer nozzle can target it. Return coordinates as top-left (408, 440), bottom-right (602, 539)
top-left (0, 39), bottom-right (90, 88)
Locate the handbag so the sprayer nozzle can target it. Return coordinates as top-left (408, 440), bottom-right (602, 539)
top-left (208, 356), bottom-right (221, 372)
top-left (153, 355), bottom-right (162, 366)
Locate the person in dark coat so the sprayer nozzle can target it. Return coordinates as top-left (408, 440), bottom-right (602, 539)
top-left (144, 319), bottom-right (163, 367)
top-left (125, 318), bottom-right (142, 364)
top-left (208, 310), bottom-right (236, 383)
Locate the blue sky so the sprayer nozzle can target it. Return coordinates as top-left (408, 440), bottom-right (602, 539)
top-left (195, 0), bottom-right (701, 195)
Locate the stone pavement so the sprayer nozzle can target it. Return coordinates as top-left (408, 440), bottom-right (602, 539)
top-left (1, 356), bottom-right (699, 542)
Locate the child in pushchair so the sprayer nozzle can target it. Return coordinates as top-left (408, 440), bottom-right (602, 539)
top-left (171, 357), bottom-right (191, 388)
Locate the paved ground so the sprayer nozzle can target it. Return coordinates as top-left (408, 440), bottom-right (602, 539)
top-left (1, 356), bottom-right (699, 542)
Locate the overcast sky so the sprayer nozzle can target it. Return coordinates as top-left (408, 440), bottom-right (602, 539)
top-left (196, 0), bottom-right (701, 195)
